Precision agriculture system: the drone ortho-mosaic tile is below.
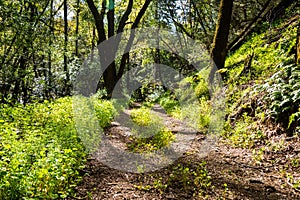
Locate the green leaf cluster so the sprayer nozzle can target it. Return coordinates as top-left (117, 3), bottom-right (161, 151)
top-left (254, 63), bottom-right (300, 135)
top-left (128, 107), bottom-right (175, 152)
top-left (0, 97), bottom-right (115, 199)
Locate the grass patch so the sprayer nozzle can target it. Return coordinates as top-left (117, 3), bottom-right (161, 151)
top-left (128, 128), bottom-right (175, 152)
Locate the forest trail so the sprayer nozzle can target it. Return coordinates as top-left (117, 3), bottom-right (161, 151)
top-left (71, 104), bottom-right (300, 200)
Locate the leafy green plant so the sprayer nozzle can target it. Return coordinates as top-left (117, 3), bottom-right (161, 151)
top-left (0, 96), bottom-right (116, 199)
top-left (92, 97), bottom-right (116, 128)
top-left (223, 19), bottom-right (299, 141)
top-left (158, 91), bottom-right (180, 115)
top-left (287, 173), bottom-right (300, 191)
top-left (252, 147), bottom-right (265, 162)
top-left (291, 158), bottom-right (299, 168)
top-left (134, 177), bottom-right (167, 194)
top-left (180, 99), bottom-right (211, 131)
top-left (130, 107), bottom-right (153, 126)
top-left (224, 113), bottom-right (264, 148)
top-left (254, 63), bottom-right (300, 135)
top-left (168, 161), bottom-right (212, 196)
top-left (193, 73), bottom-right (210, 100)
top-left (225, 20), bottom-right (296, 85)
top-left (131, 83), bottom-right (165, 102)
top-left (128, 107), bottom-right (175, 152)
top-left (134, 161), bottom-right (211, 197)
top-left (159, 94), bottom-right (212, 132)
top-left (128, 127), bottom-right (175, 152)
top-left (288, 109), bottom-right (300, 134)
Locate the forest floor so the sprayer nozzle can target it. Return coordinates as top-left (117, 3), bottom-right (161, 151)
top-left (70, 104), bottom-right (300, 200)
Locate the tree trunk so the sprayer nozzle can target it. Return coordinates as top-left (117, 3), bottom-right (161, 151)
top-left (210, 0), bottom-right (233, 81)
top-left (75, 0), bottom-right (80, 57)
top-left (297, 24), bottom-right (300, 65)
top-left (87, 0), bottom-right (152, 99)
top-left (268, 0), bottom-right (295, 23)
top-left (64, 0), bottom-right (70, 96)
top-left (154, 0), bottom-right (161, 82)
top-left (48, 0), bottom-right (54, 99)
top-left (103, 0), bottom-right (117, 99)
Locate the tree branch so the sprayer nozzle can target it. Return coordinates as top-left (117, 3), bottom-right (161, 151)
top-left (191, 0), bottom-right (208, 36)
top-left (117, 0), bottom-right (133, 34)
top-left (86, 0), bottom-right (106, 43)
top-left (107, 0), bottom-right (115, 38)
top-left (131, 0), bottom-right (152, 29)
top-left (228, 0), bottom-right (272, 52)
top-left (167, 3), bottom-right (195, 39)
top-left (117, 0), bottom-right (152, 79)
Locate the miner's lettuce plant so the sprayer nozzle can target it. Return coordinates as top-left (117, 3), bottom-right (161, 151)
top-left (0, 96), bottom-right (115, 199)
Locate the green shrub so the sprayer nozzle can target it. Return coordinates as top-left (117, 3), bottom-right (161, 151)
top-left (130, 107), bottom-right (153, 126)
top-left (254, 63), bottom-right (300, 135)
top-left (194, 81), bottom-right (209, 100)
top-left (128, 107), bottom-right (175, 152)
top-left (159, 93), bottom-right (180, 115)
top-left (288, 109), bottom-right (300, 133)
top-left (225, 20), bottom-right (297, 86)
top-left (193, 73), bottom-right (210, 100)
top-left (128, 128), bottom-right (175, 152)
top-left (223, 17), bottom-right (299, 139)
top-left (0, 96), bottom-right (115, 199)
top-left (159, 76), bottom-right (212, 132)
top-left (180, 98), bottom-right (211, 131)
top-left (93, 97), bottom-right (116, 128)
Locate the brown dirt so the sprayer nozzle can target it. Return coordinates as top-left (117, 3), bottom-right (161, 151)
top-left (69, 105), bottom-right (300, 200)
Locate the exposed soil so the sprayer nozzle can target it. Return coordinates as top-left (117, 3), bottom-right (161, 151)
top-left (70, 104), bottom-right (300, 200)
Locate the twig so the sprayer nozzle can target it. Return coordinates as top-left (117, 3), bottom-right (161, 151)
top-left (287, 178), bottom-right (300, 193)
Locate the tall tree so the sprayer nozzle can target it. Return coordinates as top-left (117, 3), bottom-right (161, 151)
top-left (210, 0), bottom-right (233, 78)
top-left (64, 0), bottom-right (70, 95)
top-left (0, 0), bottom-right (98, 103)
top-left (86, 0), bottom-right (152, 98)
top-left (47, 0), bottom-right (54, 99)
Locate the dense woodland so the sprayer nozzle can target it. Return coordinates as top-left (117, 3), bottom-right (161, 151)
top-left (0, 0), bottom-right (300, 199)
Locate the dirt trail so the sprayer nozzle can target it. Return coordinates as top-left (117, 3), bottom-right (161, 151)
top-left (70, 105), bottom-right (300, 200)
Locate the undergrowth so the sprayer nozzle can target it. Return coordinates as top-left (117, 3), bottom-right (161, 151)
top-left (128, 106), bottom-right (175, 152)
top-left (158, 70), bottom-right (212, 132)
top-left (0, 97), bottom-right (115, 199)
top-left (223, 15), bottom-right (299, 147)
top-left (134, 161), bottom-right (211, 198)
